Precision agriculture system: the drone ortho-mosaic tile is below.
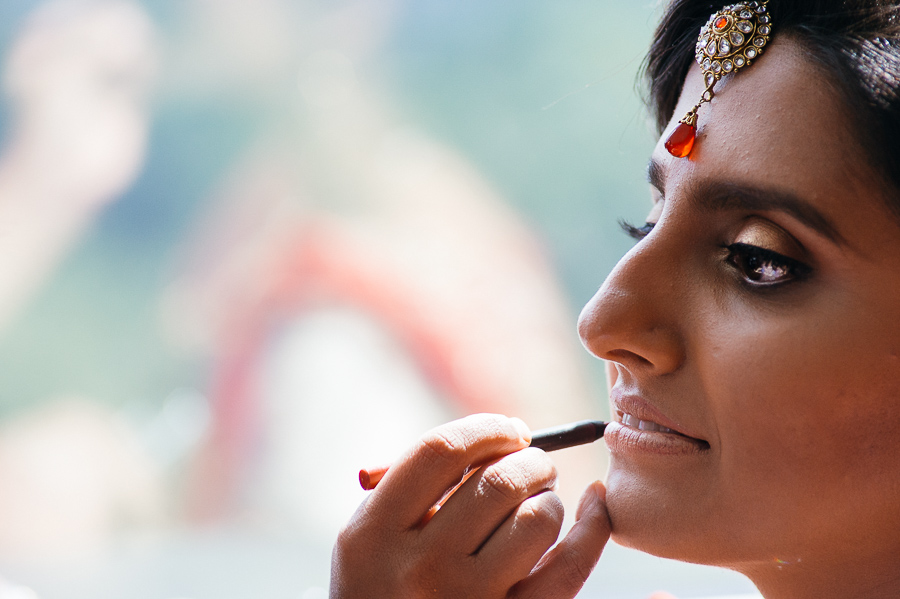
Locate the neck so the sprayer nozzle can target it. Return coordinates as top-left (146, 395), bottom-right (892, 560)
top-left (739, 552), bottom-right (900, 599)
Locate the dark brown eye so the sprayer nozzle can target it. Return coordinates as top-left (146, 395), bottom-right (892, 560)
top-left (727, 242), bottom-right (811, 285)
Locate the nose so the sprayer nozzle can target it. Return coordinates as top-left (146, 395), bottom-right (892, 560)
top-left (578, 241), bottom-right (686, 376)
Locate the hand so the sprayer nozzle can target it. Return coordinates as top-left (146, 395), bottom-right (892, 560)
top-left (330, 413), bottom-right (611, 598)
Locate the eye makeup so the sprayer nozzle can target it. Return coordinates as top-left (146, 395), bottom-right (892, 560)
top-left (726, 218), bottom-right (813, 285)
top-left (620, 212), bottom-right (814, 286)
top-left (732, 217), bottom-right (806, 257)
top-left (726, 243), bottom-right (811, 284)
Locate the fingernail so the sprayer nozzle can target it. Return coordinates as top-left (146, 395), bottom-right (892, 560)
top-left (510, 417), bottom-right (531, 443)
top-left (576, 482), bottom-right (605, 520)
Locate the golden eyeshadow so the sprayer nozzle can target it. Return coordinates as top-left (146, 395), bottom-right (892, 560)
top-left (733, 218), bottom-right (805, 258)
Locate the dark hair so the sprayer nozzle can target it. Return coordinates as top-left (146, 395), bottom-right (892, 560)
top-left (643, 0), bottom-right (900, 213)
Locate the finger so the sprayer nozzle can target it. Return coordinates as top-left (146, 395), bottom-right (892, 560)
top-left (425, 447), bottom-right (558, 554)
top-left (473, 489), bottom-right (565, 594)
top-left (510, 481), bottom-right (611, 599)
top-left (368, 413), bottom-right (531, 529)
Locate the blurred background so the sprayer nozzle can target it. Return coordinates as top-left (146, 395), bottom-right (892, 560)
top-left (0, 0), bottom-right (760, 597)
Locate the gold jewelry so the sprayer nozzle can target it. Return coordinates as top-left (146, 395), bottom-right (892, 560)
top-left (665, 1), bottom-right (773, 158)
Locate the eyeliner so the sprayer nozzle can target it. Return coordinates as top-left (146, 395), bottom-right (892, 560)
top-left (359, 419), bottom-right (607, 490)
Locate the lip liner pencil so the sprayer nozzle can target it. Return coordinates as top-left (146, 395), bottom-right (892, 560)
top-left (359, 419), bottom-right (607, 491)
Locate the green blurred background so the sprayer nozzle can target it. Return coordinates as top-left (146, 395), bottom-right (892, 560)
top-left (0, 1), bottom-right (761, 597)
top-left (0, 0), bottom-right (656, 415)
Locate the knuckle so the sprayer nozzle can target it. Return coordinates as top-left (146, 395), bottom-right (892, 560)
top-left (479, 461), bottom-right (528, 502)
top-left (516, 493), bottom-right (564, 537)
top-left (334, 496), bottom-right (406, 560)
top-left (335, 519), bottom-right (356, 547)
top-left (334, 498), bottom-right (370, 549)
top-left (416, 414), bottom-right (523, 471)
top-left (419, 428), bottom-right (469, 467)
top-left (333, 518), bottom-right (378, 569)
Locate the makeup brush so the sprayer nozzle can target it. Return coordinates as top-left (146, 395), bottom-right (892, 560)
top-left (359, 419), bottom-right (607, 490)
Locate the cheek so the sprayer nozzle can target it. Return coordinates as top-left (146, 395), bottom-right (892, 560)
top-left (703, 279), bottom-right (900, 445)
top-left (709, 315), bottom-right (900, 456)
top-left (705, 311), bottom-right (900, 539)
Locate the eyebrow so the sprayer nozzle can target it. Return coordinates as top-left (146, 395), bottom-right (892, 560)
top-left (647, 158), bottom-right (846, 246)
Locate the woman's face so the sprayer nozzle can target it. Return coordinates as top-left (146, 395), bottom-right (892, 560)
top-left (578, 37), bottom-right (900, 586)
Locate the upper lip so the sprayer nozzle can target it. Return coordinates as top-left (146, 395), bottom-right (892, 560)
top-left (611, 391), bottom-right (708, 443)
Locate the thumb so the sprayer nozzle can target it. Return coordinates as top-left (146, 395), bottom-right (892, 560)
top-left (511, 481), bottom-right (611, 599)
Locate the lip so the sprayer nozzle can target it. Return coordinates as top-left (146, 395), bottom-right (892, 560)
top-left (606, 393), bottom-right (710, 456)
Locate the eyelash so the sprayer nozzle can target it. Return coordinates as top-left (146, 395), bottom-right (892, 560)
top-left (620, 219), bottom-right (655, 241)
top-left (618, 220), bottom-right (812, 286)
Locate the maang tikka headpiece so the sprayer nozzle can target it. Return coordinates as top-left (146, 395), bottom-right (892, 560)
top-left (664, 0), bottom-right (773, 158)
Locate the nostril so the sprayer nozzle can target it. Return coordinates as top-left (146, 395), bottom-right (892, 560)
top-left (605, 349), bottom-right (654, 368)
top-left (579, 319), bottom-right (686, 375)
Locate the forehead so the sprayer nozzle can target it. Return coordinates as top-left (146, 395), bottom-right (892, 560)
top-left (651, 36), bottom-right (894, 245)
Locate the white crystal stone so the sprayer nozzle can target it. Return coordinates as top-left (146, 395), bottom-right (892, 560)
top-left (738, 21), bottom-right (753, 33)
top-left (730, 31), bottom-right (745, 45)
top-left (746, 47), bottom-right (757, 58)
top-left (754, 37), bottom-right (766, 46)
top-left (740, 9), bottom-right (752, 18)
top-left (723, 59), bottom-right (734, 71)
top-left (760, 25), bottom-right (771, 34)
top-left (735, 56), bottom-right (746, 66)
top-left (719, 39), bottom-right (731, 54)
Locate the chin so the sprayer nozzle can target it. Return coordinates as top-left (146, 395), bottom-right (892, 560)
top-left (604, 467), bottom-right (739, 566)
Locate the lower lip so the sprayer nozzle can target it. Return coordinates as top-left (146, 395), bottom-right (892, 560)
top-left (604, 421), bottom-right (710, 456)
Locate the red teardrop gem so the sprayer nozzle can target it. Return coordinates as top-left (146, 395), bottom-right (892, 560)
top-left (665, 121), bottom-right (696, 158)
